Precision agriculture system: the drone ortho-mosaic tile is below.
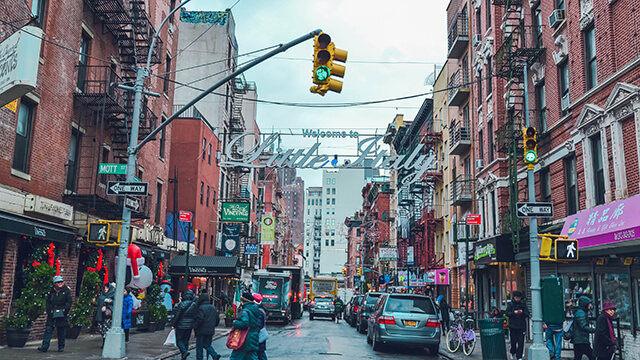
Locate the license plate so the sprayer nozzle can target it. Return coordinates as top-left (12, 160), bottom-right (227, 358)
top-left (405, 320), bottom-right (417, 326)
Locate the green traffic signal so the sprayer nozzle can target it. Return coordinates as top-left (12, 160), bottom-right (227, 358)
top-left (316, 65), bottom-right (330, 81)
top-left (525, 150), bottom-right (537, 163)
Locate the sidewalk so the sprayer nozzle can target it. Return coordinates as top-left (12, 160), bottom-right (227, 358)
top-left (0, 322), bottom-right (231, 360)
top-left (438, 335), bottom-right (574, 360)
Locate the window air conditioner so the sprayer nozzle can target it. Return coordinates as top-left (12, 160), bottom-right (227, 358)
top-left (475, 159), bottom-right (484, 170)
top-left (561, 93), bottom-right (571, 111)
top-left (549, 9), bottom-right (565, 29)
top-left (472, 34), bottom-right (482, 47)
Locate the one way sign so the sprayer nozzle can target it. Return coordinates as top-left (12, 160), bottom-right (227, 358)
top-left (107, 181), bottom-right (149, 196)
top-left (516, 202), bottom-right (553, 218)
top-left (124, 196), bottom-right (141, 212)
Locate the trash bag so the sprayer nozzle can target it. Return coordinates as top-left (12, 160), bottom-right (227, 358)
top-left (164, 329), bottom-right (176, 346)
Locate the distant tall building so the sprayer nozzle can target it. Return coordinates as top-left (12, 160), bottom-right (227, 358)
top-left (283, 176), bottom-right (305, 247)
top-left (303, 187), bottom-right (323, 277)
top-left (278, 168), bottom-right (297, 186)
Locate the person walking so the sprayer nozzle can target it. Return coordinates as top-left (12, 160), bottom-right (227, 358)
top-left (253, 294), bottom-right (268, 360)
top-left (172, 289), bottom-right (198, 360)
top-left (506, 291), bottom-right (529, 360)
top-left (439, 297), bottom-right (450, 334)
top-left (38, 275), bottom-right (72, 352)
top-left (545, 320), bottom-right (564, 360)
top-left (230, 292), bottom-right (260, 360)
top-left (122, 287), bottom-right (133, 343)
top-left (94, 283), bottom-right (115, 349)
top-left (572, 296), bottom-right (596, 360)
top-left (594, 301), bottom-right (616, 360)
top-left (194, 293), bottom-right (221, 360)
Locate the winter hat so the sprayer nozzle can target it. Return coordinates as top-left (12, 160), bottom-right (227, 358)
top-left (602, 301), bottom-right (616, 311)
top-left (241, 292), bottom-right (254, 303)
top-left (53, 275), bottom-right (64, 283)
top-left (253, 293), bottom-right (263, 304)
top-left (512, 290), bottom-right (523, 298)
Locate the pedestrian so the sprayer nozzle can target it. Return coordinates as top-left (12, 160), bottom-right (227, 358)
top-left (506, 290), bottom-right (529, 360)
top-left (38, 275), bottom-right (72, 352)
top-left (594, 301), bottom-right (616, 360)
top-left (93, 283), bottom-right (115, 349)
top-left (253, 293), bottom-right (268, 360)
top-left (194, 293), bottom-right (221, 360)
top-left (439, 297), bottom-right (450, 334)
top-left (545, 319), bottom-right (564, 360)
top-left (230, 292), bottom-right (260, 360)
top-left (172, 289), bottom-right (198, 360)
top-left (122, 287), bottom-right (133, 343)
top-left (572, 296), bottom-right (596, 360)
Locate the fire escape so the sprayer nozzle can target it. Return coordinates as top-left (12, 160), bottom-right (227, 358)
top-left (66, 0), bottom-right (163, 221)
top-left (493, 0), bottom-right (545, 251)
top-left (420, 118), bottom-right (444, 270)
top-left (228, 76), bottom-right (253, 200)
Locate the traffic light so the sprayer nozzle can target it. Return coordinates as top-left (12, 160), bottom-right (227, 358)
top-left (539, 236), bottom-right (552, 258)
top-left (311, 33), bottom-right (347, 96)
top-left (556, 239), bottom-right (579, 261)
top-left (357, 268), bottom-right (362, 276)
top-left (342, 267), bottom-right (347, 275)
top-left (522, 127), bottom-right (538, 165)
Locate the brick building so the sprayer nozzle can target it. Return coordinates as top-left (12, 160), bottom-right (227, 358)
top-left (282, 175), bottom-right (305, 247)
top-left (344, 216), bottom-right (363, 289)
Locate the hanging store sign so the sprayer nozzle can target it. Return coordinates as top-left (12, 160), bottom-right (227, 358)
top-left (379, 247), bottom-right (398, 261)
top-left (219, 133), bottom-right (435, 187)
top-left (407, 246), bottom-right (415, 265)
top-left (0, 26), bottom-right (43, 107)
top-left (222, 224), bottom-right (240, 253)
top-left (24, 194), bottom-right (73, 221)
top-left (435, 269), bottom-right (449, 285)
top-left (261, 214), bottom-right (275, 245)
top-left (221, 202), bottom-right (250, 222)
top-left (244, 243), bottom-right (258, 255)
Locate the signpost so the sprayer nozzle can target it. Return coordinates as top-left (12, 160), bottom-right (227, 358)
top-left (99, 163), bottom-right (127, 175)
top-left (517, 202), bottom-right (553, 218)
top-left (107, 181), bottom-right (149, 196)
top-left (179, 210), bottom-right (192, 294)
top-left (123, 196), bottom-right (141, 212)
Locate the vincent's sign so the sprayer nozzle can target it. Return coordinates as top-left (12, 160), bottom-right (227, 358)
top-left (219, 133), bottom-right (434, 186)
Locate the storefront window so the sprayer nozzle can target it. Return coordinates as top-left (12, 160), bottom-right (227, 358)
top-left (566, 275), bottom-right (593, 307)
top-left (599, 274), bottom-right (631, 325)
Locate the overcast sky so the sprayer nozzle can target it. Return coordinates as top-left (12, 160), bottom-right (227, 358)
top-left (185, 0), bottom-right (448, 187)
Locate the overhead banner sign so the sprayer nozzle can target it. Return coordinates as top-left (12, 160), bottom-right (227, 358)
top-left (379, 247), bottom-right (398, 261)
top-left (218, 133), bottom-right (435, 187)
top-left (0, 26), bottom-right (43, 107)
top-left (407, 246), bottom-right (415, 265)
top-left (221, 202), bottom-right (250, 222)
top-left (222, 224), bottom-right (240, 253)
top-left (261, 214), bottom-right (275, 245)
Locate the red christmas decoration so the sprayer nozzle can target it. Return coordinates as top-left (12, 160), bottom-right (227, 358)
top-left (103, 266), bottom-right (109, 284)
top-left (157, 263), bottom-right (164, 282)
top-left (55, 259), bottom-right (61, 276)
top-left (97, 249), bottom-right (103, 271)
top-left (87, 267), bottom-right (96, 272)
top-left (32, 261), bottom-right (41, 267)
top-left (47, 243), bottom-right (55, 267)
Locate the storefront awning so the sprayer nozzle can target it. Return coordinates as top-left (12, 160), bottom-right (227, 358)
top-left (169, 255), bottom-right (240, 277)
top-left (0, 210), bottom-right (76, 244)
top-left (560, 193), bottom-right (640, 249)
top-left (136, 243), bottom-right (170, 260)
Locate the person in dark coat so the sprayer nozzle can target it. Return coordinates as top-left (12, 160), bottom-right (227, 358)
top-left (172, 289), bottom-right (198, 360)
top-left (572, 296), bottom-right (596, 360)
top-left (439, 298), bottom-right (451, 334)
top-left (38, 275), bottom-right (72, 352)
top-left (121, 287), bottom-right (133, 342)
top-left (253, 293), bottom-right (268, 360)
top-left (594, 301), bottom-right (616, 360)
top-left (194, 293), bottom-right (221, 360)
top-left (506, 291), bottom-right (529, 360)
top-left (93, 283), bottom-right (115, 349)
top-left (230, 292), bottom-right (260, 360)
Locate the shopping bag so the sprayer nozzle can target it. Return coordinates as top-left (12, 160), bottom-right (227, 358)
top-left (226, 328), bottom-right (249, 350)
top-left (164, 329), bottom-right (176, 346)
top-left (258, 327), bottom-right (269, 343)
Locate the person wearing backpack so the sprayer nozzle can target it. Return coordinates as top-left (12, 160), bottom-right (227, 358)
top-left (506, 291), bottom-right (529, 360)
top-left (572, 296), bottom-right (596, 360)
top-left (545, 320), bottom-right (564, 360)
top-left (172, 289), bottom-right (198, 360)
top-left (194, 293), bottom-right (221, 360)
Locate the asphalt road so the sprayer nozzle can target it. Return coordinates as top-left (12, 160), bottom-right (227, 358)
top-left (168, 313), bottom-right (443, 359)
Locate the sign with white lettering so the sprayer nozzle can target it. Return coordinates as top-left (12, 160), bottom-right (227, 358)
top-left (124, 196), bottom-right (141, 212)
top-left (379, 247), bottom-right (398, 261)
top-left (244, 243), bottom-right (258, 255)
top-left (221, 202), bottom-right (250, 222)
top-left (517, 202), bottom-right (553, 218)
top-left (0, 26), bottom-right (43, 107)
top-left (24, 194), bottom-right (73, 221)
top-left (98, 163), bottom-right (127, 175)
top-left (107, 181), bottom-right (148, 196)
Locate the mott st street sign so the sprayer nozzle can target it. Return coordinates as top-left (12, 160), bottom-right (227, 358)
top-left (98, 163), bottom-right (127, 175)
top-left (107, 181), bottom-right (149, 196)
top-left (517, 202), bottom-right (553, 218)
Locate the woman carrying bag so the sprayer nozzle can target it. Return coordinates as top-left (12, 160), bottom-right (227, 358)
top-left (229, 292), bottom-right (260, 360)
top-left (94, 283), bottom-right (115, 349)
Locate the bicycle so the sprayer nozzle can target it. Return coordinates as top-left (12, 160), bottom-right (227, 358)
top-left (446, 312), bottom-right (477, 356)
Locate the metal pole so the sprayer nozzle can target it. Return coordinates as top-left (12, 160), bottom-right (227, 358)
top-left (173, 166), bottom-right (178, 250)
top-left (524, 64), bottom-right (549, 360)
top-left (465, 235), bottom-right (469, 316)
top-left (184, 219), bottom-right (191, 294)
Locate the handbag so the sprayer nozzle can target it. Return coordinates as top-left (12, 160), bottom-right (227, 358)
top-left (52, 309), bottom-right (64, 319)
top-left (259, 327), bottom-right (269, 343)
top-left (102, 306), bottom-right (113, 318)
top-left (226, 327), bottom-right (249, 350)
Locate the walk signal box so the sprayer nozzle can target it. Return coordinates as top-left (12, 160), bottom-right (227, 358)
top-left (542, 277), bottom-right (565, 324)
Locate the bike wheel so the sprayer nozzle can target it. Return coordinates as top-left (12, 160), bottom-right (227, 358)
top-left (446, 329), bottom-right (460, 353)
top-left (462, 332), bottom-right (476, 356)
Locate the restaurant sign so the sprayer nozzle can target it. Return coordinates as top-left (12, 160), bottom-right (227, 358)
top-left (0, 26), bottom-right (43, 107)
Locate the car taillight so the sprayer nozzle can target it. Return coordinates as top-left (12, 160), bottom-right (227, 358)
top-left (310, 301), bottom-right (315, 306)
top-left (379, 315), bottom-right (395, 325)
top-left (354, 306), bottom-right (358, 313)
top-left (426, 319), bottom-right (440, 328)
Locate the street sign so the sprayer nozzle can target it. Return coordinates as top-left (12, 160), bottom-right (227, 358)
top-left (516, 202), bottom-right (553, 218)
top-left (466, 214), bottom-right (482, 225)
top-left (88, 222), bottom-right (110, 243)
top-left (556, 239), bottom-right (579, 261)
top-left (107, 181), bottom-right (148, 196)
top-left (123, 196), bottom-right (141, 212)
top-left (179, 210), bottom-right (192, 222)
top-left (98, 163), bottom-right (127, 175)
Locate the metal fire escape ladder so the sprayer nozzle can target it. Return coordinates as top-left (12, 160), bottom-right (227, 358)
top-left (228, 76), bottom-right (250, 199)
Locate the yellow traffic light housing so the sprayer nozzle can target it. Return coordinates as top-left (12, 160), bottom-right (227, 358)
top-left (522, 127), bottom-right (538, 166)
top-left (311, 33), bottom-right (347, 96)
top-left (539, 233), bottom-right (579, 262)
top-left (357, 268), bottom-right (362, 276)
top-left (540, 236), bottom-right (552, 258)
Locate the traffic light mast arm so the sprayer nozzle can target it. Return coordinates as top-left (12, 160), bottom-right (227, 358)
top-left (136, 29), bottom-right (323, 153)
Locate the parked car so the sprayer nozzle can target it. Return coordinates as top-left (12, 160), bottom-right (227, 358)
top-left (366, 293), bottom-right (440, 354)
top-left (345, 295), bottom-right (363, 327)
top-left (309, 296), bottom-right (335, 321)
top-left (356, 292), bottom-right (382, 334)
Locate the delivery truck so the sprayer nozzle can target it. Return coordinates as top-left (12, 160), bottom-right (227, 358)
top-left (309, 278), bottom-right (338, 301)
top-left (252, 270), bottom-right (292, 324)
top-left (266, 265), bottom-right (304, 319)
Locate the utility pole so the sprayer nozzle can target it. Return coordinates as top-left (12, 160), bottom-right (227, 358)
top-left (524, 64), bottom-right (548, 360)
top-left (101, 0), bottom-right (322, 353)
top-left (184, 219), bottom-right (191, 294)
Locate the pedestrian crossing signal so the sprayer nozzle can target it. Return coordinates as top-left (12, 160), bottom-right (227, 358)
top-left (556, 239), bottom-right (578, 261)
top-left (88, 223), bottom-right (110, 244)
top-left (539, 233), bottom-right (578, 262)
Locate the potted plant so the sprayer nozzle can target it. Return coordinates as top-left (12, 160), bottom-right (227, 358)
top-left (224, 307), bottom-right (235, 327)
top-left (67, 270), bottom-right (100, 339)
top-left (149, 304), bottom-right (168, 331)
top-left (145, 284), bottom-right (162, 332)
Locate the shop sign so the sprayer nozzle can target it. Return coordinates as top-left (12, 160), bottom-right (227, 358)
top-left (407, 246), bottom-right (414, 265)
top-left (425, 271), bottom-right (436, 284)
top-left (261, 213), bottom-right (275, 245)
top-left (474, 241), bottom-right (496, 263)
top-left (221, 202), bottom-right (250, 222)
top-left (379, 247), bottom-right (398, 261)
top-left (24, 194), bottom-right (73, 221)
top-left (435, 269), bottom-right (449, 285)
top-left (222, 224), bottom-right (240, 253)
top-left (0, 26), bottom-right (43, 107)
top-left (244, 243), bottom-right (258, 255)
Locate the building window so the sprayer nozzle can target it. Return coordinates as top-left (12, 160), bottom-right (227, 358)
top-left (332, 198), bottom-right (336, 205)
top-left (533, 5), bottom-right (543, 48)
top-left (326, 188), bottom-right (330, 195)
top-left (584, 26), bottom-right (597, 90)
top-left (163, 55), bottom-right (172, 93)
top-left (486, 0), bottom-right (491, 28)
top-left (326, 219), bottom-right (330, 226)
top-left (476, 8), bottom-right (481, 35)
top-left (307, 219), bottom-right (310, 226)
top-left (356, 257), bottom-right (361, 265)
top-left (326, 208), bottom-right (330, 215)
top-left (13, 99), bottom-right (35, 173)
top-left (200, 181), bottom-right (204, 204)
top-left (486, 56), bottom-right (492, 95)
top-left (208, 144), bottom-right (212, 164)
top-left (332, 178), bottom-right (336, 184)
top-left (332, 208), bottom-right (335, 215)
top-left (331, 239), bottom-right (335, 246)
top-left (31, 0), bottom-right (47, 28)
top-left (65, 130), bottom-right (80, 192)
top-left (477, 70), bottom-right (483, 103)
top-left (155, 182), bottom-right (163, 223)
top-left (556, 0), bottom-right (565, 10)
top-left (206, 186), bottom-right (210, 207)
top-left (332, 188), bottom-right (336, 195)
top-left (331, 219), bottom-right (335, 226)
top-left (158, 125), bottom-right (166, 158)
top-left (202, 138), bottom-right (206, 160)
top-left (487, 120), bottom-right (494, 163)
top-left (565, 156), bottom-right (579, 215)
top-left (203, 232), bottom-right (207, 252)
top-left (210, 234), bottom-right (214, 249)
top-left (559, 60), bottom-right (570, 116)
top-left (327, 178), bottom-right (331, 185)
top-left (169, 0), bottom-right (176, 23)
top-left (536, 83), bottom-right (547, 132)
top-left (540, 168), bottom-right (551, 202)
top-left (490, 191), bottom-right (497, 234)
top-left (591, 135), bottom-right (605, 206)
top-left (478, 130), bottom-right (484, 162)
top-left (77, 33), bottom-right (90, 91)
top-left (357, 229), bottom-right (361, 236)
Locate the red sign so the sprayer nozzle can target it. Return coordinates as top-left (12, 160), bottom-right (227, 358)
top-left (467, 214), bottom-right (482, 225)
top-left (179, 210), bottom-right (192, 222)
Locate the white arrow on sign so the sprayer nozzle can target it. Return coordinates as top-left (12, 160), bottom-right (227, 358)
top-left (517, 202), bottom-right (553, 217)
top-left (109, 183), bottom-right (122, 194)
top-left (124, 196), bottom-right (140, 212)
